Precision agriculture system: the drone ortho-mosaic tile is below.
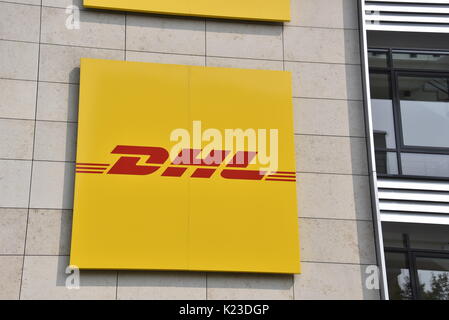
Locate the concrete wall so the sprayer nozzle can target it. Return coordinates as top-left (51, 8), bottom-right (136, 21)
top-left (0, 0), bottom-right (380, 299)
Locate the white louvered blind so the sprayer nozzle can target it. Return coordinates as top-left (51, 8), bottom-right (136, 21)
top-left (378, 178), bottom-right (449, 215)
top-left (365, 0), bottom-right (449, 33)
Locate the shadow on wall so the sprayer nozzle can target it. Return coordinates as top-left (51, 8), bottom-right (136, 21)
top-left (55, 66), bottom-right (116, 289)
top-left (55, 66), bottom-right (78, 288)
top-left (344, 0), bottom-right (380, 300)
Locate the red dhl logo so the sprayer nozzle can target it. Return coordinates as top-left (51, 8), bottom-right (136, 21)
top-left (76, 145), bottom-right (296, 182)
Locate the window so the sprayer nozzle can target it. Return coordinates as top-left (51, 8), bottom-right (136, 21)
top-left (369, 49), bottom-right (449, 179)
top-left (398, 75), bottom-right (449, 149)
top-left (383, 222), bottom-right (449, 300)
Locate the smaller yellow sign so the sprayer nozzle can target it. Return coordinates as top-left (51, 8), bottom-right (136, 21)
top-left (83, 0), bottom-right (291, 22)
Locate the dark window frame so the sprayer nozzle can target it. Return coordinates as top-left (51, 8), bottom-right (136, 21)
top-left (385, 234), bottom-right (449, 300)
top-left (369, 48), bottom-right (449, 180)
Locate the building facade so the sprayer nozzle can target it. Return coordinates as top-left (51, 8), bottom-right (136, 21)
top-left (4, 0), bottom-right (445, 300)
top-left (361, 0), bottom-right (449, 300)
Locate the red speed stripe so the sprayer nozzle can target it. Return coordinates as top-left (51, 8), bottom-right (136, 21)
top-left (268, 175), bottom-right (296, 178)
top-left (75, 167), bottom-right (107, 170)
top-left (76, 163), bottom-right (110, 167)
top-left (76, 170), bottom-right (104, 174)
top-left (271, 171), bottom-right (295, 175)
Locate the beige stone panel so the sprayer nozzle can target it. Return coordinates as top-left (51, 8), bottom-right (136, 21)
top-left (33, 121), bottom-right (77, 162)
top-left (0, 160), bottom-right (32, 208)
top-left (126, 15), bottom-right (205, 55)
top-left (0, 40), bottom-right (39, 80)
top-left (37, 82), bottom-right (79, 122)
top-left (0, 119), bottom-right (34, 160)
top-left (206, 21), bottom-right (283, 60)
top-left (207, 274), bottom-right (294, 300)
top-left (295, 135), bottom-right (368, 175)
top-left (41, 6), bottom-right (125, 49)
top-left (289, 0), bottom-right (359, 29)
top-left (43, 0), bottom-right (82, 7)
top-left (285, 61), bottom-right (363, 100)
top-left (117, 271), bottom-right (206, 300)
top-left (0, 79), bottom-right (37, 120)
top-left (206, 56), bottom-right (284, 71)
top-left (0, 2), bottom-right (40, 42)
top-left (300, 218), bottom-right (377, 265)
top-left (126, 51), bottom-right (205, 66)
top-left (38, 44), bottom-right (123, 83)
top-left (284, 27), bottom-right (360, 64)
top-left (10, 0), bottom-right (41, 4)
top-left (30, 161), bottom-right (75, 209)
top-left (0, 256), bottom-right (23, 300)
top-left (294, 98), bottom-right (365, 137)
top-left (20, 256), bottom-right (116, 300)
top-left (297, 173), bottom-right (372, 221)
top-left (0, 208), bottom-right (27, 254)
top-left (294, 262), bottom-right (380, 300)
top-left (25, 209), bottom-right (72, 255)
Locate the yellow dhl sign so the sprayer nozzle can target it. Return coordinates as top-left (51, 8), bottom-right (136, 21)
top-left (83, 0), bottom-right (291, 22)
top-left (70, 58), bottom-right (300, 274)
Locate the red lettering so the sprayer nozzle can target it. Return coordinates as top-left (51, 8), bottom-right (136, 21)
top-left (173, 149), bottom-right (229, 167)
top-left (108, 145), bottom-right (169, 175)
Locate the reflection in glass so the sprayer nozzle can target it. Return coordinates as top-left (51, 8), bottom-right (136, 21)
top-left (368, 50), bottom-right (449, 179)
top-left (382, 222), bottom-right (406, 248)
top-left (383, 222), bottom-right (449, 251)
top-left (407, 224), bottom-right (449, 251)
top-left (369, 51), bottom-right (389, 68)
top-left (375, 151), bottom-right (398, 175)
top-left (401, 153), bottom-right (449, 178)
top-left (383, 223), bottom-right (449, 300)
top-left (399, 75), bottom-right (449, 102)
top-left (416, 257), bottom-right (449, 300)
top-left (372, 100), bottom-right (397, 149)
top-left (393, 52), bottom-right (449, 70)
top-left (370, 73), bottom-right (397, 149)
top-left (370, 73), bottom-right (391, 99)
top-left (398, 75), bottom-right (449, 149)
top-left (385, 252), bottom-right (412, 300)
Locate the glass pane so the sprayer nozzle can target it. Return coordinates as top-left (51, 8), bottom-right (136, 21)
top-left (369, 51), bottom-right (389, 68)
top-left (408, 224), bottom-right (449, 251)
top-left (398, 75), bottom-right (449, 149)
top-left (372, 100), bottom-right (396, 149)
top-left (382, 222), bottom-right (406, 248)
top-left (370, 73), bottom-right (391, 99)
top-left (393, 52), bottom-right (449, 70)
top-left (383, 222), bottom-right (449, 251)
top-left (401, 153), bottom-right (449, 178)
top-left (416, 257), bottom-right (449, 300)
top-left (370, 73), bottom-right (396, 149)
top-left (375, 151), bottom-right (398, 175)
top-left (385, 252), bottom-right (413, 300)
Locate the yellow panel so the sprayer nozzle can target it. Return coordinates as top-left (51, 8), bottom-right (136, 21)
top-left (83, 0), bottom-right (291, 22)
top-left (70, 58), bottom-right (300, 274)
